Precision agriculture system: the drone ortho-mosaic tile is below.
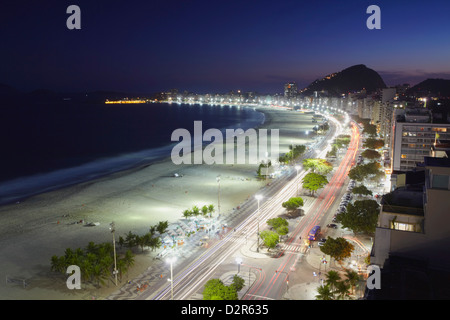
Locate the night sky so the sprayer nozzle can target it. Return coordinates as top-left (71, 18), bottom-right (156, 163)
top-left (1, 0), bottom-right (450, 94)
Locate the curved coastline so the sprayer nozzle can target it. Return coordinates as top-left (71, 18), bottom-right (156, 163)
top-left (0, 106), bottom-right (315, 300)
top-left (0, 104), bottom-right (266, 206)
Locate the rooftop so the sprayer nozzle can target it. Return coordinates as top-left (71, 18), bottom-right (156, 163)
top-left (381, 187), bottom-right (424, 217)
top-left (423, 156), bottom-right (450, 168)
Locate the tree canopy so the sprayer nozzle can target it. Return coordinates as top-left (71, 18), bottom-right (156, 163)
top-left (363, 138), bottom-right (384, 149)
top-left (351, 185), bottom-right (373, 197)
top-left (302, 158), bottom-right (333, 175)
top-left (333, 135), bottom-right (351, 149)
top-left (279, 144), bottom-right (306, 164)
top-left (336, 199), bottom-right (380, 234)
top-left (302, 172), bottom-right (329, 196)
top-left (361, 149), bottom-right (381, 160)
top-left (259, 230), bottom-right (279, 251)
top-left (202, 279), bottom-right (238, 300)
top-left (281, 197), bottom-right (304, 213)
top-left (363, 123), bottom-right (377, 137)
top-left (348, 161), bottom-right (383, 182)
top-left (319, 237), bottom-right (355, 264)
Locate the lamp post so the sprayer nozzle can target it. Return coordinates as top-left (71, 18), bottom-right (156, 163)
top-left (295, 165), bottom-right (300, 196)
top-left (235, 257), bottom-right (243, 274)
top-left (167, 257), bottom-right (176, 300)
top-left (110, 222), bottom-right (118, 287)
top-left (255, 195), bottom-right (263, 252)
top-left (290, 140), bottom-right (294, 164)
top-left (216, 176), bottom-right (221, 217)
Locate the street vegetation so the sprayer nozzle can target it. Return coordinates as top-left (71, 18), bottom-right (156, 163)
top-left (202, 275), bottom-right (245, 300)
top-left (50, 221), bottom-right (169, 288)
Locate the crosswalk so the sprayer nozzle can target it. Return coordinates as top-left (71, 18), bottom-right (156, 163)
top-left (278, 242), bottom-right (303, 253)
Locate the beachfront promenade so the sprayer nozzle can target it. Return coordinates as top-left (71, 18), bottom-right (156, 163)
top-left (106, 112), bottom-right (361, 300)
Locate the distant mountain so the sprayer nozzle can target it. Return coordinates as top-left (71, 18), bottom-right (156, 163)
top-left (301, 64), bottom-right (387, 96)
top-left (407, 79), bottom-right (450, 97)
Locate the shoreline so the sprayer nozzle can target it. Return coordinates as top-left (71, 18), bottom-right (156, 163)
top-left (0, 104), bottom-right (266, 207)
top-left (0, 106), bottom-right (317, 299)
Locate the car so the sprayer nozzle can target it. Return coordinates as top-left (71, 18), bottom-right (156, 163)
top-left (320, 238), bottom-right (327, 242)
top-left (327, 223), bottom-right (338, 229)
top-left (318, 241), bottom-right (326, 247)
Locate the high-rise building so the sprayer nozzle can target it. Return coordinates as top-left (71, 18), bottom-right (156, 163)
top-left (284, 82), bottom-right (298, 99)
top-left (391, 107), bottom-right (450, 172)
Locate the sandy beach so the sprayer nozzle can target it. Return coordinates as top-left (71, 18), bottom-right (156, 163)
top-left (0, 107), bottom-right (318, 299)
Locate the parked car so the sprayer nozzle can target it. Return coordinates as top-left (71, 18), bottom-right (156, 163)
top-left (318, 241), bottom-right (326, 247)
top-left (327, 223), bottom-right (338, 229)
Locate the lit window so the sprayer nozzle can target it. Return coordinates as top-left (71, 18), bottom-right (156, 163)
top-left (393, 222), bottom-right (415, 232)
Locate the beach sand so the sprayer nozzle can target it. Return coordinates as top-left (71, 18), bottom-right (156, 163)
top-left (0, 107), bottom-right (318, 299)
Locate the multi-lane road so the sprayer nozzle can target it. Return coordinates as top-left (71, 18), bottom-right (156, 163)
top-left (143, 113), bottom-right (360, 300)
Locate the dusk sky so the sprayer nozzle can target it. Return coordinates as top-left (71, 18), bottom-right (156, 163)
top-left (1, 0), bottom-right (450, 94)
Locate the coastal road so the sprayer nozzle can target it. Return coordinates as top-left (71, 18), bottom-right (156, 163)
top-left (243, 122), bottom-right (360, 300)
top-left (141, 113), bottom-right (344, 300)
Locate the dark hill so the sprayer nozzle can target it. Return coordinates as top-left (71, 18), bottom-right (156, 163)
top-left (302, 64), bottom-right (386, 96)
top-left (407, 79), bottom-right (450, 97)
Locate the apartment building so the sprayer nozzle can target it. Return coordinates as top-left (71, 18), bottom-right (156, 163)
top-left (391, 108), bottom-right (450, 171)
top-left (368, 156), bottom-right (450, 298)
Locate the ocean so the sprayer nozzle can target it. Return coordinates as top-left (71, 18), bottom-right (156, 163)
top-left (0, 102), bottom-right (265, 205)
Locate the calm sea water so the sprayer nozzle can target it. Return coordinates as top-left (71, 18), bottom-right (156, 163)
top-left (0, 102), bottom-right (264, 205)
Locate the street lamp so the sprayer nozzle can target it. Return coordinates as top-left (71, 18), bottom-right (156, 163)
top-left (216, 176), bottom-right (221, 217)
top-left (110, 222), bottom-right (118, 287)
top-left (255, 195), bottom-right (263, 252)
top-left (167, 256), bottom-right (177, 300)
top-left (295, 165), bottom-right (300, 196)
top-left (235, 257), bottom-right (243, 274)
top-left (290, 140), bottom-right (294, 164)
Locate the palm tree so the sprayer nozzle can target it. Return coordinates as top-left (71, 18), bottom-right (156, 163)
top-left (64, 248), bottom-right (75, 265)
top-left (208, 204), bottom-right (215, 218)
top-left (156, 221), bottom-right (169, 234)
top-left (81, 253), bottom-right (96, 283)
top-left (124, 231), bottom-right (137, 249)
top-left (50, 255), bottom-right (66, 273)
top-left (344, 269), bottom-right (360, 296)
top-left (335, 281), bottom-right (351, 300)
top-left (191, 205), bottom-right (200, 217)
top-left (201, 205), bottom-right (209, 217)
top-left (315, 284), bottom-right (334, 300)
top-left (148, 236), bottom-right (162, 252)
top-left (91, 264), bottom-right (108, 288)
top-left (86, 241), bottom-right (98, 255)
top-left (116, 258), bottom-right (128, 282)
top-left (182, 209), bottom-right (192, 220)
top-left (325, 270), bottom-right (341, 292)
top-left (123, 249), bottom-right (135, 269)
top-left (135, 235), bottom-right (146, 252)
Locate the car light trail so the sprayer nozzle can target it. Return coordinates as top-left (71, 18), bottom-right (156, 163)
top-left (245, 122), bottom-right (360, 300)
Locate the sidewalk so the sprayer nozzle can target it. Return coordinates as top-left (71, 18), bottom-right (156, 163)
top-left (283, 282), bottom-right (320, 300)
